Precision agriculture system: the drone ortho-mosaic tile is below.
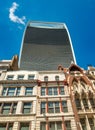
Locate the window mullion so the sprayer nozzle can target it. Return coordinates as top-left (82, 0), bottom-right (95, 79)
top-left (6, 88), bottom-right (8, 96)
top-left (10, 102), bottom-right (14, 114)
top-left (14, 87), bottom-right (17, 96)
top-left (6, 122), bottom-right (9, 130)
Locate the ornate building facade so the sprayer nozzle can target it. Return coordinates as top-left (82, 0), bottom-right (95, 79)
top-left (0, 58), bottom-right (95, 130)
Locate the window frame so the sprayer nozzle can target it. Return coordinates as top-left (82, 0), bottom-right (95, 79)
top-left (62, 101), bottom-right (68, 112)
top-left (17, 75), bottom-right (24, 80)
top-left (22, 102), bottom-right (32, 114)
top-left (28, 75), bottom-right (35, 80)
top-left (25, 87), bottom-right (33, 96)
top-left (6, 75), bottom-right (14, 80)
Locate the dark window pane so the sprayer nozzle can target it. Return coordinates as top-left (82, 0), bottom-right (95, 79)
top-left (75, 99), bottom-right (82, 110)
top-left (20, 123), bottom-right (29, 130)
top-left (48, 88), bottom-right (52, 95)
top-left (41, 102), bottom-right (46, 114)
top-left (2, 88), bottom-right (7, 96)
top-left (16, 87), bottom-right (21, 96)
top-left (60, 87), bottom-right (64, 95)
top-left (7, 88), bottom-right (15, 96)
top-left (65, 121), bottom-right (71, 130)
top-left (7, 75), bottom-right (14, 80)
top-left (48, 102), bottom-right (54, 113)
top-left (25, 87), bottom-right (33, 96)
top-left (9, 123), bottom-right (13, 130)
top-left (23, 103), bottom-right (32, 114)
top-left (82, 99), bottom-right (88, 109)
top-left (54, 88), bottom-right (58, 95)
top-left (0, 123), bottom-right (6, 130)
top-left (62, 101), bottom-right (68, 112)
top-left (12, 103), bottom-right (17, 114)
top-left (41, 88), bottom-right (45, 96)
top-left (40, 122), bottom-right (46, 130)
top-left (28, 75), bottom-right (34, 80)
top-left (2, 103), bottom-right (11, 114)
top-left (18, 75), bottom-right (24, 80)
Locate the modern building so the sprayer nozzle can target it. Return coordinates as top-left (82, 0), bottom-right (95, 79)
top-left (0, 21), bottom-right (95, 130)
top-left (19, 21), bottom-right (76, 71)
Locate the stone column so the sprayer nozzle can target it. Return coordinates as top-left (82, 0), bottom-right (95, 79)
top-left (16, 101), bottom-right (23, 114)
top-left (20, 86), bottom-right (25, 96)
top-left (13, 122), bottom-right (20, 130)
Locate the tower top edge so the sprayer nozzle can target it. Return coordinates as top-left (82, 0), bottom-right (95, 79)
top-left (27, 21), bottom-right (66, 29)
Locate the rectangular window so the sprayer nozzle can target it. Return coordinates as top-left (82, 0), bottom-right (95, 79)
top-left (7, 88), bottom-right (15, 96)
top-left (41, 88), bottom-right (46, 96)
top-left (60, 87), bottom-right (64, 95)
top-left (1, 102), bottom-right (17, 115)
top-left (12, 103), bottom-right (17, 114)
top-left (48, 102), bottom-right (60, 113)
top-left (80, 118), bottom-right (87, 130)
top-left (75, 99), bottom-right (82, 110)
top-left (6, 75), bottom-right (14, 80)
top-left (65, 121), bottom-right (71, 130)
top-left (48, 102), bottom-right (54, 113)
top-left (17, 75), bottom-right (24, 80)
top-left (48, 87), bottom-right (58, 95)
top-left (88, 118), bottom-right (94, 130)
top-left (9, 123), bottom-right (13, 130)
top-left (20, 123), bottom-right (29, 130)
top-left (28, 75), bottom-right (35, 80)
top-left (41, 102), bottom-right (46, 114)
top-left (53, 88), bottom-right (58, 95)
top-left (0, 123), bottom-right (13, 130)
top-left (25, 87), bottom-right (33, 96)
top-left (0, 123), bottom-right (6, 130)
top-left (62, 101), bottom-right (68, 112)
top-left (2, 87), bottom-right (21, 96)
top-left (48, 88), bottom-right (52, 95)
top-left (55, 102), bottom-right (60, 113)
top-left (40, 122), bottom-right (46, 130)
top-left (82, 99), bottom-right (88, 109)
top-left (2, 103), bottom-right (11, 114)
top-left (23, 102), bottom-right (32, 114)
top-left (49, 122), bottom-right (62, 130)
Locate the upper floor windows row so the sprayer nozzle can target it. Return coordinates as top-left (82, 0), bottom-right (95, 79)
top-left (40, 121), bottom-right (71, 130)
top-left (41, 87), bottom-right (64, 96)
top-left (0, 122), bottom-right (30, 130)
top-left (44, 76), bottom-right (60, 82)
top-left (41, 101), bottom-right (68, 114)
top-left (0, 121), bottom-right (71, 130)
top-left (6, 74), bottom-right (35, 80)
top-left (2, 87), bottom-right (33, 96)
top-left (0, 102), bottom-right (32, 115)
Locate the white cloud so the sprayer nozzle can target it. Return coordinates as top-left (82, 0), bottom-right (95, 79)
top-left (9, 2), bottom-right (26, 25)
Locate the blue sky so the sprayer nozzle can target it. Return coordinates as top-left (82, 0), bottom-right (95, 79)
top-left (0, 0), bottom-right (95, 69)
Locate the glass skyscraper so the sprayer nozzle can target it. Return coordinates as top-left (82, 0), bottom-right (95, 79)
top-left (19, 21), bottom-right (76, 70)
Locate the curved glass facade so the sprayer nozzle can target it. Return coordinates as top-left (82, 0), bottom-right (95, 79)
top-left (19, 21), bottom-right (76, 70)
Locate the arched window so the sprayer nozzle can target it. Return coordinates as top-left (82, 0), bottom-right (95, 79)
top-left (44, 76), bottom-right (48, 82)
top-left (55, 76), bottom-right (59, 81)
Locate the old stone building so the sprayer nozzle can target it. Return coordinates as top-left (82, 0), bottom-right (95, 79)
top-left (0, 58), bottom-right (95, 130)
